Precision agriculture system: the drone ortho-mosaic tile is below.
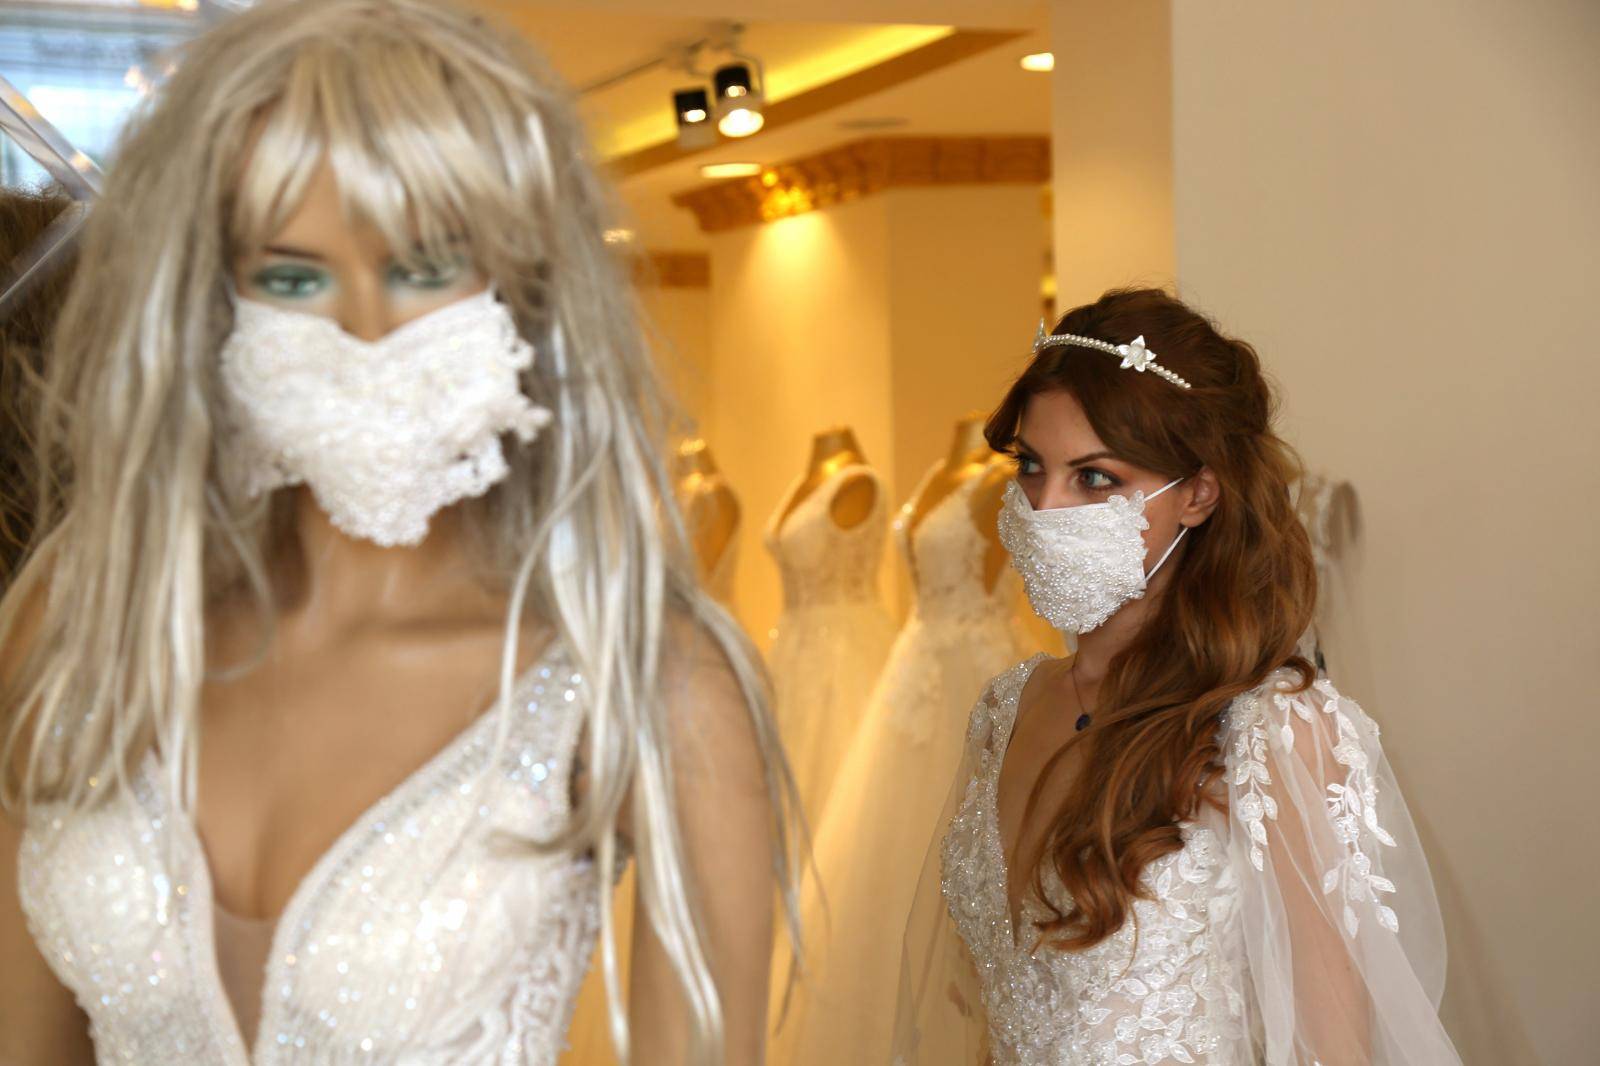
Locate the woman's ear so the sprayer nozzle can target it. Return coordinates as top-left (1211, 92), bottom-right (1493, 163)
top-left (1180, 467), bottom-right (1221, 527)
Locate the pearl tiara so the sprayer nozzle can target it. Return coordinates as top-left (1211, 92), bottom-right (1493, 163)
top-left (1031, 319), bottom-right (1193, 390)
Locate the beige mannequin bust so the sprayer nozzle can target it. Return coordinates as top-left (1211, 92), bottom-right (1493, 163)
top-left (774, 425), bottom-right (878, 532)
top-left (673, 439), bottom-right (740, 596)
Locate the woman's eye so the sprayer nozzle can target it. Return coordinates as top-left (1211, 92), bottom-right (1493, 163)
top-left (389, 257), bottom-right (465, 289)
top-left (249, 264), bottom-right (330, 299)
top-left (1013, 455), bottom-right (1043, 476)
top-left (1080, 468), bottom-right (1117, 490)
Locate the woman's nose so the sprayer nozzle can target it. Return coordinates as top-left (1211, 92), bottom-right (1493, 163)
top-left (1034, 474), bottom-right (1077, 511)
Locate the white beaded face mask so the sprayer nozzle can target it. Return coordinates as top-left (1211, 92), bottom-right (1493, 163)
top-left (997, 477), bottom-right (1186, 635)
top-left (218, 288), bottom-right (553, 547)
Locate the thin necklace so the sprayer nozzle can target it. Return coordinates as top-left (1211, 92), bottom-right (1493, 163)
top-left (1070, 658), bottom-right (1093, 732)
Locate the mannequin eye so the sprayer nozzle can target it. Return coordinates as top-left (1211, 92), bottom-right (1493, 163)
top-left (249, 264), bottom-right (330, 299)
top-left (389, 256), bottom-right (466, 289)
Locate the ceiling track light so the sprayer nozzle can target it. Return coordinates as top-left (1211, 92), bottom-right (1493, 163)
top-left (662, 23), bottom-right (767, 147)
top-left (673, 87), bottom-right (715, 149)
top-left (712, 57), bottom-right (765, 138)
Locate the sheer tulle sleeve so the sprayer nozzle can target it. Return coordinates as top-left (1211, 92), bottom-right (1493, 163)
top-left (1222, 673), bottom-right (1462, 1064)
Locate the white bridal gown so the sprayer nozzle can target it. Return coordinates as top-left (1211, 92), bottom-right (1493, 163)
top-left (19, 642), bottom-right (601, 1064)
top-left (769, 462), bottom-right (1027, 1066)
top-left (895, 656), bottom-right (1463, 1066)
top-left (764, 463), bottom-right (896, 820)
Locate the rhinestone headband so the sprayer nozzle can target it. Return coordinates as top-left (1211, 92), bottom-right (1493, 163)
top-left (1031, 319), bottom-right (1192, 390)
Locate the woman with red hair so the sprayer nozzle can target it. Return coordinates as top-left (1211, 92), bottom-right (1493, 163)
top-left (894, 289), bottom-right (1461, 1064)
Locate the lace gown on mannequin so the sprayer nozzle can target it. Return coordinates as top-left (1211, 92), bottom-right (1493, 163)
top-left (768, 462), bottom-right (1027, 1066)
top-left (895, 656), bottom-right (1462, 1066)
top-left (764, 463), bottom-right (896, 821)
top-left (18, 643), bottom-right (603, 1064)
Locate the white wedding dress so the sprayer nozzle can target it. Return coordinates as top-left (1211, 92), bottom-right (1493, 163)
top-left (764, 463), bottom-right (896, 820)
top-left (768, 463), bottom-right (1028, 1066)
top-left (895, 656), bottom-right (1462, 1065)
top-left (18, 642), bottom-right (601, 1064)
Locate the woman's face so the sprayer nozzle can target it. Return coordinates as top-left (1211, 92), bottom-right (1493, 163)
top-left (231, 158), bottom-right (486, 341)
top-left (1008, 387), bottom-right (1215, 543)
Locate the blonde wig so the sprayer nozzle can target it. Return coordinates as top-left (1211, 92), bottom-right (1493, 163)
top-left (0, 1), bottom-right (800, 1060)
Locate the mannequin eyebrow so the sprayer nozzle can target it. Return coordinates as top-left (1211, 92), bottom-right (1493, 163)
top-left (261, 243), bottom-right (327, 261)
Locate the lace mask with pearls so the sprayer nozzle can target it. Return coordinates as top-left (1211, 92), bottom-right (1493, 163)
top-left (997, 477), bottom-right (1186, 635)
top-left (217, 288), bottom-right (553, 547)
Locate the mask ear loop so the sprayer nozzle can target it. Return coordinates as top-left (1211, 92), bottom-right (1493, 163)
top-left (1143, 524), bottom-right (1188, 581)
top-left (1141, 476), bottom-right (1189, 581)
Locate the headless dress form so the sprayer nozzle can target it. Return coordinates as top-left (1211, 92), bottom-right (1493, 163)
top-left (767, 454), bottom-right (1026, 1066)
top-left (764, 449), bottom-right (895, 822)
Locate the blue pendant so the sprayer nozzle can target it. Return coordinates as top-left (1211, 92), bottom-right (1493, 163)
top-left (1075, 713), bottom-right (1091, 732)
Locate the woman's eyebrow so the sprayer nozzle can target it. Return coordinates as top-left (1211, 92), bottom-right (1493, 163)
top-left (1068, 450), bottom-right (1116, 467)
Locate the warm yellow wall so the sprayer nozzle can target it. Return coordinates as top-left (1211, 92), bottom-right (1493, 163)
top-left (1171, 1), bottom-right (1600, 1061)
top-left (706, 198), bottom-right (896, 647)
top-left (700, 185), bottom-right (1046, 647)
top-left (1049, 0), bottom-right (1174, 309)
top-left (639, 283), bottom-right (714, 435)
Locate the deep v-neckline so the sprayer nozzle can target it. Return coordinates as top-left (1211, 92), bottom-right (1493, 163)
top-left (147, 638), bottom-right (564, 1062)
top-left (982, 652), bottom-right (1052, 952)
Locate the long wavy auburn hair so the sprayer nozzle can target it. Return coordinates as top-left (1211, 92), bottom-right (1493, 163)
top-left (0, 1), bottom-right (800, 1061)
top-left (985, 288), bottom-right (1317, 951)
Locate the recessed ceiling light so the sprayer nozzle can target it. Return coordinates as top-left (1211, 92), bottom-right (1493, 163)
top-left (700, 162), bottom-right (766, 179)
top-left (1020, 52), bottom-right (1055, 72)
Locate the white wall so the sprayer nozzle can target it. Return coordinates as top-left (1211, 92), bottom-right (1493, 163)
top-left (1171, 2), bottom-right (1600, 1061)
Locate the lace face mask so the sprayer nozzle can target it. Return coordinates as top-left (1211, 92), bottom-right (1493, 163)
top-left (997, 477), bottom-right (1186, 635)
top-left (218, 288), bottom-right (553, 547)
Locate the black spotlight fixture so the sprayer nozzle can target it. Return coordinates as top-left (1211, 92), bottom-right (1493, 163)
top-left (674, 87), bottom-right (715, 148)
top-left (712, 61), bottom-right (765, 138)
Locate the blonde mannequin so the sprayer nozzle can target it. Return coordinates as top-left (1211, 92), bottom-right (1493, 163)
top-left (0, 2), bottom-right (798, 1063)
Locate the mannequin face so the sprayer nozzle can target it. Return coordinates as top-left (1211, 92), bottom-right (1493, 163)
top-left (1009, 388), bottom-right (1219, 539)
top-left (231, 158), bottom-right (487, 342)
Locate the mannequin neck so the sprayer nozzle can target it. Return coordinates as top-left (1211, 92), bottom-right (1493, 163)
top-left (944, 413), bottom-right (992, 470)
top-left (675, 439), bottom-right (719, 480)
top-left (808, 426), bottom-right (866, 475)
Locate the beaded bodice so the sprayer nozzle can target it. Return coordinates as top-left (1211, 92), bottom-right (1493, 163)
top-left (765, 464), bottom-right (888, 610)
top-left (941, 656), bottom-right (1248, 1065)
top-left (17, 643), bottom-right (600, 1065)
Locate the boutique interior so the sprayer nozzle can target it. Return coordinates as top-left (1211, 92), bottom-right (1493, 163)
top-left (3, 1), bottom-right (1597, 1062)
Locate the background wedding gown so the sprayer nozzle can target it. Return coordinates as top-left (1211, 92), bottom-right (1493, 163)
top-left (765, 463), bottom-right (896, 822)
top-left (19, 643), bottom-right (601, 1064)
top-left (768, 462), bottom-right (1027, 1065)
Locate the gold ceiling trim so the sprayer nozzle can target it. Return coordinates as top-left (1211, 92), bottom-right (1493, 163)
top-left (631, 250), bottom-right (710, 288)
top-left (670, 135), bottom-right (1050, 233)
top-left (607, 28), bottom-right (1026, 180)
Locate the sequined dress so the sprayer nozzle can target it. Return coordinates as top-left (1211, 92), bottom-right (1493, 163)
top-left (764, 463), bottom-right (896, 821)
top-left (767, 462), bottom-right (1027, 1065)
top-left (899, 656), bottom-right (1462, 1065)
top-left (17, 643), bottom-right (601, 1064)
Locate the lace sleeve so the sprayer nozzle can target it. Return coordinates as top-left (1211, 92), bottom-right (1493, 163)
top-left (1223, 674), bottom-right (1462, 1064)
